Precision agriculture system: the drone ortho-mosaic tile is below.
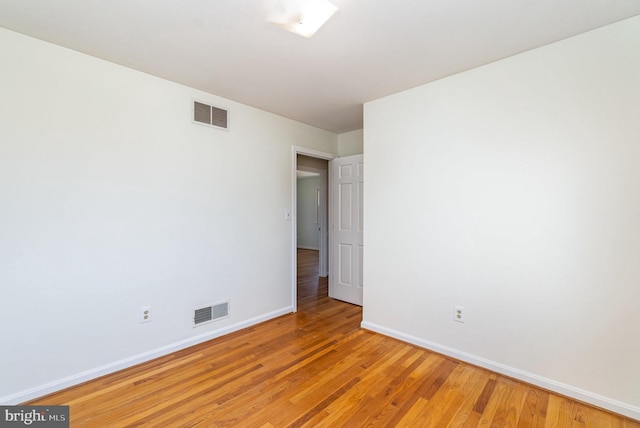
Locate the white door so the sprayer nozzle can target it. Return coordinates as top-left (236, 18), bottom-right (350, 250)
top-left (329, 154), bottom-right (363, 306)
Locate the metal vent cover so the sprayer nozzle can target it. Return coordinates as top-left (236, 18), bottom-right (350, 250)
top-left (193, 100), bottom-right (229, 130)
top-left (193, 302), bottom-right (229, 326)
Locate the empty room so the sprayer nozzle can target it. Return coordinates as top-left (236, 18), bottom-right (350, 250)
top-left (1, 1), bottom-right (639, 426)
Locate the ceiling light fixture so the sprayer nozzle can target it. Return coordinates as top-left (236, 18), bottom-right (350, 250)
top-left (267, 0), bottom-right (338, 38)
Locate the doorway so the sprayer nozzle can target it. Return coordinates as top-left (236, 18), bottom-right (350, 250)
top-left (292, 147), bottom-right (334, 312)
top-left (296, 170), bottom-right (321, 252)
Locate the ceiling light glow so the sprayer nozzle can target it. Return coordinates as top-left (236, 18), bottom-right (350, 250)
top-left (267, 0), bottom-right (339, 38)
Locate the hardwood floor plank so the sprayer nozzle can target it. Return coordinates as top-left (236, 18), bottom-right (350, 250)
top-left (306, 345), bottom-right (418, 426)
top-left (419, 364), bottom-right (480, 427)
top-left (24, 249), bottom-right (639, 427)
top-left (288, 377), bottom-right (362, 427)
top-left (383, 357), bottom-right (460, 426)
top-left (443, 368), bottom-right (493, 427)
top-left (409, 364), bottom-right (476, 426)
top-left (489, 378), bottom-right (527, 427)
top-left (473, 376), bottom-right (498, 414)
top-left (340, 352), bottom-right (439, 426)
top-left (395, 397), bottom-right (431, 427)
top-left (477, 376), bottom-right (510, 426)
top-left (546, 395), bottom-right (576, 427)
top-left (517, 389), bottom-right (542, 428)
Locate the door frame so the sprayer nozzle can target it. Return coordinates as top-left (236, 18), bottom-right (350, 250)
top-left (291, 146), bottom-right (335, 312)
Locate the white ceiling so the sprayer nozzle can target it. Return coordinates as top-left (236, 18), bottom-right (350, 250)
top-left (1, 0), bottom-right (639, 133)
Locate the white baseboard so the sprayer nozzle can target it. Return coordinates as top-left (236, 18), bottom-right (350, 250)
top-left (1, 306), bottom-right (294, 405)
top-left (296, 246), bottom-right (319, 251)
top-left (360, 320), bottom-right (640, 422)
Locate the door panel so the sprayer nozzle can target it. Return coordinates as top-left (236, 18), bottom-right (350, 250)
top-left (339, 183), bottom-right (353, 230)
top-left (330, 154), bottom-right (364, 306)
top-left (339, 244), bottom-right (353, 285)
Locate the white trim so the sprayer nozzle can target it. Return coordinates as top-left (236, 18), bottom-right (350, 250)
top-left (292, 146), bottom-right (335, 161)
top-left (0, 306), bottom-right (293, 405)
top-left (291, 146), bottom-right (336, 313)
top-left (360, 321), bottom-right (640, 421)
top-left (327, 159), bottom-right (335, 299)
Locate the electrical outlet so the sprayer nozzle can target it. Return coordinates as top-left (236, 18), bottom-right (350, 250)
top-left (454, 305), bottom-right (465, 323)
top-left (141, 306), bottom-right (152, 323)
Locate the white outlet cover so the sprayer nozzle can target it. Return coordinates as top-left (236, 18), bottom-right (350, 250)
top-left (141, 306), bottom-right (152, 323)
top-left (454, 305), bottom-right (465, 323)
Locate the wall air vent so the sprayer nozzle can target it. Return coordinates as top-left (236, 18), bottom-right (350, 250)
top-left (193, 100), bottom-right (229, 131)
top-left (193, 302), bottom-right (229, 327)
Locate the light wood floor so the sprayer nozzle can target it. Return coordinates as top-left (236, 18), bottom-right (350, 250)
top-left (29, 249), bottom-right (639, 427)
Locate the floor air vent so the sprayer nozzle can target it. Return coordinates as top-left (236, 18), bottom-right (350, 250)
top-left (193, 302), bottom-right (229, 327)
top-left (193, 100), bottom-right (229, 131)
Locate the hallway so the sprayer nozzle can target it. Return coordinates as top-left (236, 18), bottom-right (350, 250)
top-left (296, 248), bottom-right (329, 308)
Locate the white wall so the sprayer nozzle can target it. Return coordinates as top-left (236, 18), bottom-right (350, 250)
top-left (338, 129), bottom-right (364, 156)
top-left (0, 27), bottom-right (337, 402)
top-left (296, 176), bottom-right (321, 250)
top-left (363, 17), bottom-right (640, 419)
